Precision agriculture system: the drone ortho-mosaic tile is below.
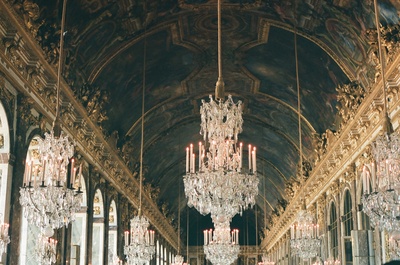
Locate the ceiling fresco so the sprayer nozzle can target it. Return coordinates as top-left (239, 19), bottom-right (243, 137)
top-left (8, 0), bottom-right (400, 246)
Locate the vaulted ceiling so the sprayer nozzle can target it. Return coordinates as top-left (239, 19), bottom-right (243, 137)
top-left (6, 0), bottom-right (400, 246)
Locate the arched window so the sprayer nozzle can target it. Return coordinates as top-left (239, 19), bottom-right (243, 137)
top-left (342, 190), bottom-right (353, 264)
top-left (70, 173), bottom-right (87, 265)
top-left (19, 136), bottom-right (42, 265)
top-left (0, 102), bottom-right (11, 263)
top-left (108, 200), bottom-right (118, 263)
top-left (91, 189), bottom-right (104, 264)
top-left (0, 102), bottom-right (11, 219)
top-left (329, 201), bottom-right (338, 259)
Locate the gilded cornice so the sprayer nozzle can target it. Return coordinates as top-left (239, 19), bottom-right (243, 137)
top-left (263, 49), bottom-right (400, 250)
top-left (0, 1), bottom-right (178, 249)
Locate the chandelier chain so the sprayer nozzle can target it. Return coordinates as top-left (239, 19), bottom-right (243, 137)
top-left (55, 0), bottom-right (67, 121)
top-left (139, 13), bottom-right (147, 217)
top-left (373, 0), bottom-right (388, 117)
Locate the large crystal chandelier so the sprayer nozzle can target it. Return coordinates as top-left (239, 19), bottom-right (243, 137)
top-left (0, 215), bottom-right (10, 255)
top-left (183, 0), bottom-right (258, 224)
top-left (124, 216), bottom-right (155, 265)
top-left (361, 0), bottom-right (400, 232)
top-left (204, 221), bottom-right (240, 265)
top-left (123, 27), bottom-right (155, 264)
top-left (19, 0), bottom-right (82, 236)
top-left (258, 253), bottom-right (275, 265)
top-left (35, 234), bottom-right (57, 265)
top-left (290, 209), bottom-right (320, 259)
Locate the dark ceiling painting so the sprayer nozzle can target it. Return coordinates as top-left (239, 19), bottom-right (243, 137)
top-left (9, 0), bottom-right (400, 247)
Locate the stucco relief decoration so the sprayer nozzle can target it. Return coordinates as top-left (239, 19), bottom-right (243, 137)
top-left (12, 1), bottom-right (60, 66)
top-left (381, 24), bottom-right (400, 63)
top-left (336, 82), bottom-right (365, 130)
top-left (285, 177), bottom-right (301, 200)
top-left (78, 84), bottom-right (109, 128)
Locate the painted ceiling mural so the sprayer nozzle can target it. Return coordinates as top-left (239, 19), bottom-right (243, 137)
top-left (8, 0), bottom-right (400, 245)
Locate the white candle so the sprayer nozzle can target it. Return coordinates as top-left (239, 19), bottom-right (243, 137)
top-left (186, 147), bottom-right (189, 173)
top-left (71, 158), bottom-right (75, 176)
top-left (362, 166), bottom-right (367, 194)
top-left (190, 144), bottom-right (193, 172)
top-left (199, 142), bottom-right (202, 171)
top-left (291, 225), bottom-right (294, 239)
top-left (252, 147), bottom-right (256, 173)
top-left (124, 231), bottom-right (129, 246)
top-left (204, 230), bottom-right (207, 245)
top-left (192, 154), bottom-right (195, 173)
top-left (235, 229), bottom-right (239, 244)
top-left (371, 162), bottom-right (376, 192)
top-left (239, 143), bottom-right (243, 171)
top-left (248, 145), bottom-right (252, 171)
top-left (29, 161), bottom-right (33, 184)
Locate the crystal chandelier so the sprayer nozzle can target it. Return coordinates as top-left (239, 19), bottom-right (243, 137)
top-left (124, 24), bottom-right (155, 264)
top-left (323, 257), bottom-right (341, 265)
top-left (361, 0), bottom-right (400, 232)
top-left (19, 0), bottom-right (82, 236)
top-left (124, 216), bottom-right (155, 265)
top-left (258, 253), bottom-right (275, 265)
top-left (0, 215), bottom-right (10, 255)
top-left (171, 254), bottom-right (189, 265)
top-left (35, 234), bottom-right (57, 265)
top-left (289, 24), bottom-right (320, 261)
top-left (203, 221), bottom-right (240, 265)
top-left (183, 0), bottom-right (258, 224)
top-left (290, 209), bottom-right (320, 259)
top-left (389, 235), bottom-right (400, 260)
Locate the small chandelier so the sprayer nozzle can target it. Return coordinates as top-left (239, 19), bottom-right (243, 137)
top-left (35, 234), bottom-right (57, 265)
top-left (171, 254), bottom-right (189, 265)
top-left (290, 209), bottom-right (320, 260)
top-left (124, 216), bottom-right (155, 265)
top-left (323, 257), bottom-right (341, 265)
top-left (124, 215), bottom-right (155, 265)
top-left (124, 26), bottom-right (155, 263)
top-left (289, 22), bottom-right (321, 261)
top-left (183, 0), bottom-right (258, 225)
top-left (0, 215), bottom-right (10, 255)
top-left (203, 221), bottom-right (240, 265)
top-left (388, 233), bottom-right (400, 260)
top-left (361, 0), bottom-right (400, 232)
top-left (18, 0), bottom-right (82, 236)
top-left (258, 253), bottom-right (275, 265)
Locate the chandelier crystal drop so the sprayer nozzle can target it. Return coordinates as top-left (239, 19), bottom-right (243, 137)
top-left (0, 215), bottom-right (10, 255)
top-left (258, 253), bottom-right (275, 265)
top-left (290, 209), bottom-right (320, 260)
top-left (203, 221), bottom-right (240, 265)
top-left (124, 216), bottom-right (155, 265)
top-left (19, 132), bottom-right (82, 234)
top-left (361, 131), bottom-right (400, 232)
top-left (35, 234), bottom-right (57, 265)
